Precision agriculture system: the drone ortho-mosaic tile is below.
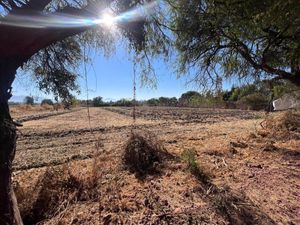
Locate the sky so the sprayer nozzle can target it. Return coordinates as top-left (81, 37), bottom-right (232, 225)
top-left (12, 46), bottom-right (202, 102)
top-left (9, 1), bottom-right (236, 103)
top-left (12, 46), bottom-right (238, 102)
top-left (8, 0), bottom-right (197, 102)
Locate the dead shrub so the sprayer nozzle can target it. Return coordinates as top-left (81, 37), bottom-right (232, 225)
top-left (265, 111), bottom-right (300, 132)
top-left (259, 111), bottom-right (300, 139)
top-left (123, 130), bottom-right (169, 176)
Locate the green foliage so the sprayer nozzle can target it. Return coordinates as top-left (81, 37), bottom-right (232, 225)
top-left (147, 98), bottom-right (159, 106)
top-left (146, 97), bottom-right (178, 107)
top-left (178, 91), bottom-right (223, 107)
top-left (272, 81), bottom-right (298, 99)
top-left (26, 37), bottom-right (81, 102)
top-left (167, 0), bottom-right (300, 86)
top-left (61, 95), bottom-right (78, 109)
top-left (229, 89), bottom-right (239, 101)
top-left (115, 99), bottom-right (134, 107)
top-left (181, 149), bottom-right (198, 174)
top-left (158, 97), bottom-right (169, 106)
top-left (238, 93), bottom-right (268, 110)
top-left (239, 84), bottom-right (257, 99)
top-left (181, 149), bottom-right (211, 185)
top-left (24, 96), bottom-right (34, 105)
top-left (273, 86), bottom-right (287, 99)
top-left (222, 87), bottom-right (234, 101)
top-left (179, 91), bottom-right (201, 106)
top-left (225, 82), bottom-right (271, 102)
top-left (70, 96), bottom-right (78, 107)
top-left (180, 91), bottom-right (201, 100)
top-left (80, 79), bottom-right (297, 110)
top-left (41, 99), bottom-right (54, 106)
top-left (92, 97), bottom-right (104, 107)
top-left (158, 97), bottom-right (178, 106)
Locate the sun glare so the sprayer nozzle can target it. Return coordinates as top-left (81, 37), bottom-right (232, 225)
top-left (102, 13), bottom-right (115, 27)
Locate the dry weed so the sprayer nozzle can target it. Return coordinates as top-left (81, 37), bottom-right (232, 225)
top-left (264, 111), bottom-right (300, 131)
top-left (15, 164), bottom-right (99, 225)
top-left (258, 111), bottom-right (300, 140)
top-left (123, 130), bottom-right (170, 176)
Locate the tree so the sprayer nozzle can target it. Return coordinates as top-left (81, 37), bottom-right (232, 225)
top-left (92, 96), bottom-right (104, 107)
top-left (222, 86), bottom-right (235, 102)
top-left (166, 0), bottom-right (300, 87)
top-left (0, 1), bottom-right (151, 224)
top-left (115, 98), bottom-right (133, 107)
top-left (23, 96), bottom-right (34, 105)
top-left (41, 99), bottom-right (54, 105)
top-left (238, 93), bottom-right (269, 110)
top-left (179, 91), bottom-right (201, 106)
top-left (158, 97), bottom-right (169, 106)
top-left (147, 98), bottom-right (159, 106)
top-left (168, 97), bottom-right (178, 107)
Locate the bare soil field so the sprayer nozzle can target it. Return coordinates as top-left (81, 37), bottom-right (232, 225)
top-left (11, 107), bottom-right (300, 225)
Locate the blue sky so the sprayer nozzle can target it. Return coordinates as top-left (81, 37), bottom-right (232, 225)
top-left (9, 1), bottom-right (238, 102)
top-left (12, 41), bottom-right (241, 103)
top-left (77, 47), bottom-right (191, 101)
top-left (12, 46), bottom-right (201, 102)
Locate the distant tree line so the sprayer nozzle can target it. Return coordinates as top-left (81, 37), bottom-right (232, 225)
top-left (86, 80), bottom-right (296, 110)
top-left (20, 80), bottom-right (295, 111)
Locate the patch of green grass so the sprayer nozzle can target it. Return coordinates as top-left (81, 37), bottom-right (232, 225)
top-left (181, 149), bottom-right (198, 172)
top-left (253, 114), bottom-right (264, 120)
top-left (181, 149), bottom-right (211, 186)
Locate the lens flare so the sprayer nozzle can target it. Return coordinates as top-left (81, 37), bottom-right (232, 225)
top-left (0, 1), bottom-right (160, 29)
top-left (101, 13), bottom-right (115, 27)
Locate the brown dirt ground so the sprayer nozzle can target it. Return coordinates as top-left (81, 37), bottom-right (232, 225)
top-left (11, 107), bottom-right (300, 225)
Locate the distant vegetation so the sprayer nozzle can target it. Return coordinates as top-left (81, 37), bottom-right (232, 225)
top-left (8, 80), bottom-right (295, 112)
top-left (83, 80), bottom-right (296, 111)
top-left (41, 99), bottom-right (54, 106)
top-left (24, 96), bottom-right (34, 105)
top-left (14, 80), bottom-right (296, 111)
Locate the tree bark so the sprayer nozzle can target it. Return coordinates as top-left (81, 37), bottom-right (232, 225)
top-left (0, 58), bottom-right (23, 225)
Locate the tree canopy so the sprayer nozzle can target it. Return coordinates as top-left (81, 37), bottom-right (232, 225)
top-left (163, 0), bottom-right (300, 87)
top-left (0, 0), bottom-right (152, 102)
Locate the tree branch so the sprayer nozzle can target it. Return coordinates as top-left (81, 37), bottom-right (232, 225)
top-left (21, 0), bottom-right (51, 11)
top-left (0, 4), bottom-right (96, 62)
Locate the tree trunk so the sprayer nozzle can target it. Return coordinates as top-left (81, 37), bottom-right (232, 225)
top-left (0, 59), bottom-right (23, 225)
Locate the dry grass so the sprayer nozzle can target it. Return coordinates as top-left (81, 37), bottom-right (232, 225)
top-left (14, 162), bottom-right (99, 225)
top-left (264, 111), bottom-right (300, 132)
top-left (258, 111), bottom-right (300, 140)
top-left (10, 104), bottom-right (34, 113)
top-left (12, 107), bottom-right (300, 225)
top-left (10, 104), bottom-right (66, 115)
top-left (40, 103), bottom-right (55, 111)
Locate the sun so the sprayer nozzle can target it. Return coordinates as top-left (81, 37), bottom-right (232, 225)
top-left (101, 13), bottom-right (115, 27)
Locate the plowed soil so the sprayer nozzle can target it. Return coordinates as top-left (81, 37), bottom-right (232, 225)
top-left (12, 107), bottom-right (300, 225)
